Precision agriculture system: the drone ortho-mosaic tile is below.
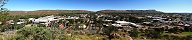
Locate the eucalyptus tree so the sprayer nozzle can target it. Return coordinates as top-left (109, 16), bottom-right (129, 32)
top-left (0, 0), bottom-right (9, 30)
top-left (0, 0), bottom-right (8, 14)
top-left (0, 0), bottom-right (9, 22)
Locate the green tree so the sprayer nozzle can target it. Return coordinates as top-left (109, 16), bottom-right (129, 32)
top-left (0, 0), bottom-right (9, 22)
top-left (129, 28), bottom-right (140, 37)
top-left (168, 27), bottom-right (182, 33)
top-left (145, 29), bottom-right (162, 39)
top-left (0, 0), bottom-right (9, 15)
top-left (16, 26), bottom-right (53, 40)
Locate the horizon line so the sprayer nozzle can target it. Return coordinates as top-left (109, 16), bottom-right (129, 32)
top-left (8, 9), bottom-right (192, 13)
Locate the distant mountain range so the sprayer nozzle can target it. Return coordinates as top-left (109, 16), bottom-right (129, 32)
top-left (8, 10), bottom-right (166, 15)
top-left (98, 10), bottom-right (163, 13)
top-left (9, 10), bottom-right (93, 15)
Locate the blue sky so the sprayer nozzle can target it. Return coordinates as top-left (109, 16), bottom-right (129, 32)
top-left (3, 0), bottom-right (192, 13)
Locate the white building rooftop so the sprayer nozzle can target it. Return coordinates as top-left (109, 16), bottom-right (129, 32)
top-left (115, 21), bottom-right (131, 24)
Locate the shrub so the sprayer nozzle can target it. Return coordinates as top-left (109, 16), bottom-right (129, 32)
top-left (16, 26), bottom-right (53, 40)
